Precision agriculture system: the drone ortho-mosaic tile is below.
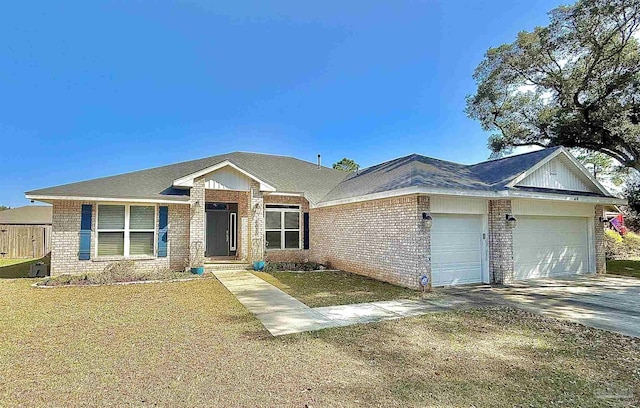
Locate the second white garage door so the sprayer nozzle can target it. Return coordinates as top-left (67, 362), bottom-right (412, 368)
top-left (513, 216), bottom-right (591, 280)
top-left (431, 214), bottom-right (485, 287)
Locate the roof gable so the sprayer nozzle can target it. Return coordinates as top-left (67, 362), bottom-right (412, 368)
top-left (173, 160), bottom-right (276, 191)
top-left (515, 155), bottom-right (594, 192)
top-left (508, 148), bottom-right (610, 195)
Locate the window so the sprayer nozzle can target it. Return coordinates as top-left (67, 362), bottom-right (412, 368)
top-left (97, 204), bottom-right (156, 257)
top-left (265, 205), bottom-right (300, 250)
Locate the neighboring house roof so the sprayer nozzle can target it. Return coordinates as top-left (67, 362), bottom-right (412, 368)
top-left (26, 152), bottom-right (348, 205)
top-left (25, 147), bottom-right (624, 207)
top-left (0, 206), bottom-right (52, 225)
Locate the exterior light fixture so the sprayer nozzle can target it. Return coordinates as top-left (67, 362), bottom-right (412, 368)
top-left (193, 200), bottom-right (201, 210)
top-left (422, 212), bottom-right (433, 229)
top-left (506, 214), bottom-right (518, 229)
top-left (599, 216), bottom-right (609, 225)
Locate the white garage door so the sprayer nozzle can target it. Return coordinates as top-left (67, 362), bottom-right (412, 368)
top-left (431, 214), bottom-right (484, 286)
top-left (513, 216), bottom-right (590, 280)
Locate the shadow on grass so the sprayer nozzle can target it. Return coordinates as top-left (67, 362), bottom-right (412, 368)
top-left (291, 307), bottom-right (640, 406)
top-left (0, 254), bottom-right (50, 279)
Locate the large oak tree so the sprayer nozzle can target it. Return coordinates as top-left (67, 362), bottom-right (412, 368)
top-left (466, 0), bottom-right (640, 170)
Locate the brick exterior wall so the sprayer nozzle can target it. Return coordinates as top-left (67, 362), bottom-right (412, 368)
top-left (488, 199), bottom-right (514, 284)
top-left (249, 181), bottom-right (264, 261)
top-left (189, 177), bottom-right (206, 267)
top-left (594, 204), bottom-right (606, 274)
top-left (264, 195), bottom-right (310, 263)
top-left (309, 195), bottom-right (430, 289)
top-left (204, 189), bottom-right (250, 260)
top-left (50, 200), bottom-right (190, 275)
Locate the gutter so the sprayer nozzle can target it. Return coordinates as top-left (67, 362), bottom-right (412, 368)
top-left (313, 186), bottom-right (627, 208)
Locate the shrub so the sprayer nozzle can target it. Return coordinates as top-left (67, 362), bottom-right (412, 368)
top-left (36, 265), bottom-right (193, 287)
top-left (623, 231), bottom-right (640, 258)
top-left (98, 260), bottom-right (137, 284)
top-left (605, 229), bottom-right (625, 260)
top-left (604, 229), bottom-right (640, 260)
top-left (264, 262), bottom-right (327, 272)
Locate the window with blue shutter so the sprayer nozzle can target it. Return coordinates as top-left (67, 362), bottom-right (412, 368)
top-left (79, 204), bottom-right (92, 260)
top-left (303, 212), bottom-right (310, 250)
top-left (158, 206), bottom-right (168, 257)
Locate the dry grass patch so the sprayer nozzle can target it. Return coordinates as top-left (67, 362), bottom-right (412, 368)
top-left (1, 279), bottom-right (638, 407)
top-left (255, 270), bottom-right (425, 307)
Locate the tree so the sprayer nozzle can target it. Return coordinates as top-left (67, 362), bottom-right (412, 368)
top-left (573, 148), bottom-right (628, 186)
top-left (466, 0), bottom-right (640, 170)
top-left (0, 206), bottom-right (9, 211)
top-left (332, 158), bottom-right (360, 172)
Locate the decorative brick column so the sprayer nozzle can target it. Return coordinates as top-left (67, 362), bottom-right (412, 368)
top-left (488, 199), bottom-right (514, 284)
top-left (249, 181), bottom-right (264, 262)
top-left (594, 204), bottom-right (606, 274)
top-left (189, 177), bottom-right (206, 267)
top-left (416, 195), bottom-right (432, 289)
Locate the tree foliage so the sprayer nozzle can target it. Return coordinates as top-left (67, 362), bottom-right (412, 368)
top-left (573, 148), bottom-right (628, 185)
top-left (467, 0), bottom-right (640, 169)
top-left (332, 158), bottom-right (360, 172)
top-left (0, 206), bottom-right (10, 211)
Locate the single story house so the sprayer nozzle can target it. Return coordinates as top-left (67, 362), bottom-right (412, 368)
top-left (0, 205), bottom-right (52, 259)
top-left (25, 147), bottom-right (625, 289)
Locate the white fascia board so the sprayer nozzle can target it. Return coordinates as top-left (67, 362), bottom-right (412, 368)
top-left (25, 194), bottom-right (191, 205)
top-left (314, 186), bottom-right (626, 208)
top-left (504, 190), bottom-right (627, 205)
top-left (172, 160), bottom-right (276, 192)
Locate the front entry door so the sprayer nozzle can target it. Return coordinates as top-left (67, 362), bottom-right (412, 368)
top-left (206, 210), bottom-right (229, 257)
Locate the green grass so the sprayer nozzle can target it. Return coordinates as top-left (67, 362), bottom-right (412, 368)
top-left (0, 255), bottom-right (49, 279)
top-left (0, 278), bottom-right (638, 406)
top-left (607, 260), bottom-right (640, 278)
top-left (254, 270), bottom-right (425, 307)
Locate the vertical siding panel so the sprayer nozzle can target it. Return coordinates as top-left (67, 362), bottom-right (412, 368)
top-left (518, 157), bottom-right (593, 192)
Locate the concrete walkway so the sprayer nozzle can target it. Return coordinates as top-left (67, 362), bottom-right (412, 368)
top-left (214, 271), bottom-right (470, 336)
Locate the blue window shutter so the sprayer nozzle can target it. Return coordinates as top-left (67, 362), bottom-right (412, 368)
top-left (303, 212), bottom-right (310, 250)
top-left (79, 204), bottom-right (92, 260)
top-left (158, 206), bottom-right (168, 257)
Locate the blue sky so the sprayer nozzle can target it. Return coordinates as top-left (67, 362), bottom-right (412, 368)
top-left (0, 0), bottom-right (562, 207)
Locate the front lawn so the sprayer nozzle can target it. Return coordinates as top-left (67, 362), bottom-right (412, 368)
top-left (254, 270), bottom-right (423, 307)
top-left (0, 256), bottom-right (48, 279)
top-left (1, 279), bottom-right (638, 406)
top-left (607, 260), bottom-right (640, 279)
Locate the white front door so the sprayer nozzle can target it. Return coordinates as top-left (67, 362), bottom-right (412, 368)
top-left (431, 214), bottom-right (484, 287)
top-left (513, 216), bottom-right (590, 280)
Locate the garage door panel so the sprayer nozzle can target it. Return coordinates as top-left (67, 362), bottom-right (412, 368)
top-left (431, 214), bottom-right (484, 287)
top-left (513, 216), bottom-right (590, 280)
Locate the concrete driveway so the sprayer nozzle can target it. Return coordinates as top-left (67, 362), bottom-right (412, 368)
top-left (445, 275), bottom-right (640, 338)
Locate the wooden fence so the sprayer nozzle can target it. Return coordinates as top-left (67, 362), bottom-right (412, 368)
top-left (0, 224), bottom-right (52, 259)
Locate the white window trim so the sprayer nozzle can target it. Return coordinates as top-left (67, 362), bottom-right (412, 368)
top-left (95, 203), bottom-right (158, 258)
top-left (265, 205), bottom-right (301, 250)
top-left (230, 212), bottom-right (237, 251)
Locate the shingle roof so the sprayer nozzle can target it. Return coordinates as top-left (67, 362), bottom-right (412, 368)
top-left (26, 152), bottom-right (348, 204)
top-left (319, 146), bottom-right (608, 202)
top-left (467, 146), bottom-right (563, 188)
top-left (26, 147), bottom-right (609, 206)
top-left (0, 206), bottom-right (52, 225)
